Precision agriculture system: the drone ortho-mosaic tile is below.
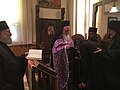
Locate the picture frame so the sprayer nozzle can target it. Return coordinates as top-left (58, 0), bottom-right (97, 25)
top-left (38, 0), bottom-right (61, 8)
top-left (108, 17), bottom-right (118, 26)
top-left (36, 18), bottom-right (61, 51)
top-left (107, 17), bottom-right (118, 32)
top-left (47, 26), bottom-right (55, 36)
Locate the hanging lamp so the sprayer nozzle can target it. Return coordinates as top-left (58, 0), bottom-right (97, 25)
top-left (110, 2), bottom-right (118, 13)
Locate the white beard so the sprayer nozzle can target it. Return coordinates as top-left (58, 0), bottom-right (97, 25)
top-left (63, 35), bottom-right (71, 41)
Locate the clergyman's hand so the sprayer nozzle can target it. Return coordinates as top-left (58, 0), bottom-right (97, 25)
top-left (93, 47), bottom-right (102, 53)
top-left (25, 52), bottom-right (28, 57)
top-left (65, 44), bottom-right (70, 49)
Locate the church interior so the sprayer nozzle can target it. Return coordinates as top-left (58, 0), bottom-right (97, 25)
top-left (0, 0), bottom-right (120, 90)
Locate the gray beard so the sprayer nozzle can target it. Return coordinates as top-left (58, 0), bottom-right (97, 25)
top-left (1, 38), bottom-right (12, 44)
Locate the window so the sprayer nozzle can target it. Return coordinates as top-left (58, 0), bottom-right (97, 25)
top-left (0, 0), bottom-right (20, 42)
top-left (0, 0), bottom-right (34, 45)
top-left (73, 0), bottom-right (99, 37)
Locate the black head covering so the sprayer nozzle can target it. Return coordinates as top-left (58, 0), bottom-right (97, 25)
top-left (0, 21), bottom-right (9, 31)
top-left (89, 27), bottom-right (97, 34)
top-left (61, 20), bottom-right (70, 27)
top-left (108, 21), bottom-right (120, 33)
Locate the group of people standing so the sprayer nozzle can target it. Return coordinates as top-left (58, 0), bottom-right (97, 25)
top-left (50, 20), bottom-right (120, 90)
top-left (0, 19), bottom-right (120, 90)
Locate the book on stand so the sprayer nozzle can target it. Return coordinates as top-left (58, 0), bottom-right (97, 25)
top-left (26, 49), bottom-right (42, 60)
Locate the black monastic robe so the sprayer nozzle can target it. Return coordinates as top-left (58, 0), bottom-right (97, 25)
top-left (0, 42), bottom-right (27, 90)
top-left (86, 34), bottom-right (120, 90)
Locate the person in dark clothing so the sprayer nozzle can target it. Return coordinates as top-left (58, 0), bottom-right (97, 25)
top-left (87, 20), bottom-right (120, 90)
top-left (78, 40), bottom-right (102, 89)
top-left (80, 21), bottom-right (120, 90)
top-left (88, 27), bottom-right (103, 47)
top-left (77, 28), bottom-right (103, 89)
top-left (0, 21), bottom-right (28, 90)
top-left (71, 34), bottom-right (85, 90)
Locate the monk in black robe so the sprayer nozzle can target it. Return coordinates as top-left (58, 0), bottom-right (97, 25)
top-left (80, 21), bottom-right (120, 90)
top-left (0, 21), bottom-right (28, 90)
top-left (88, 27), bottom-right (103, 48)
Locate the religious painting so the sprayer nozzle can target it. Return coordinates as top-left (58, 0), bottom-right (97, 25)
top-left (39, 0), bottom-right (61, 8)
top-left (47, 26), bottom-right (55, 36)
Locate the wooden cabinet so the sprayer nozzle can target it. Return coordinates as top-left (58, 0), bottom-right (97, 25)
top-left (36, 18), bottom-right (61, 52)
top-left (35, 5), bottom-right (64, 62)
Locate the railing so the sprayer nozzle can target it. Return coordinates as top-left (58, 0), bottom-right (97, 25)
top-left (26, 60), bottom-right (58, 90)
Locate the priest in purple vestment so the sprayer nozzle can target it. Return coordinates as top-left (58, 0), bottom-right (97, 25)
top-left (51, 20), bottom-right (74, 90)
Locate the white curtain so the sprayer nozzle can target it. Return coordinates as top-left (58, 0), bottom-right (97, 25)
top-left (71, 0), bottom-right (99, 37)
top-left (0, 0), bottom-right (34, 45)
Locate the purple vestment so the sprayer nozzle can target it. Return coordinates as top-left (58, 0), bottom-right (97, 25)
top-left (52, 37), bottom-right (74, 90)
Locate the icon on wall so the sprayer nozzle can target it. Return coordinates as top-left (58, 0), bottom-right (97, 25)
top-left (39, 0), bottom-right (61, 8)
top-left (47, 26), bottom-right (55, 36)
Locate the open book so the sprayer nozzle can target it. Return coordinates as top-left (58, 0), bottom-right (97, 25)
top-left (26, 49), bottom-right (42, 60)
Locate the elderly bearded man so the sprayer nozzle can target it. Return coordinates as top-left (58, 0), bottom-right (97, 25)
top-left (0, 21), bottom-right (28, 90)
